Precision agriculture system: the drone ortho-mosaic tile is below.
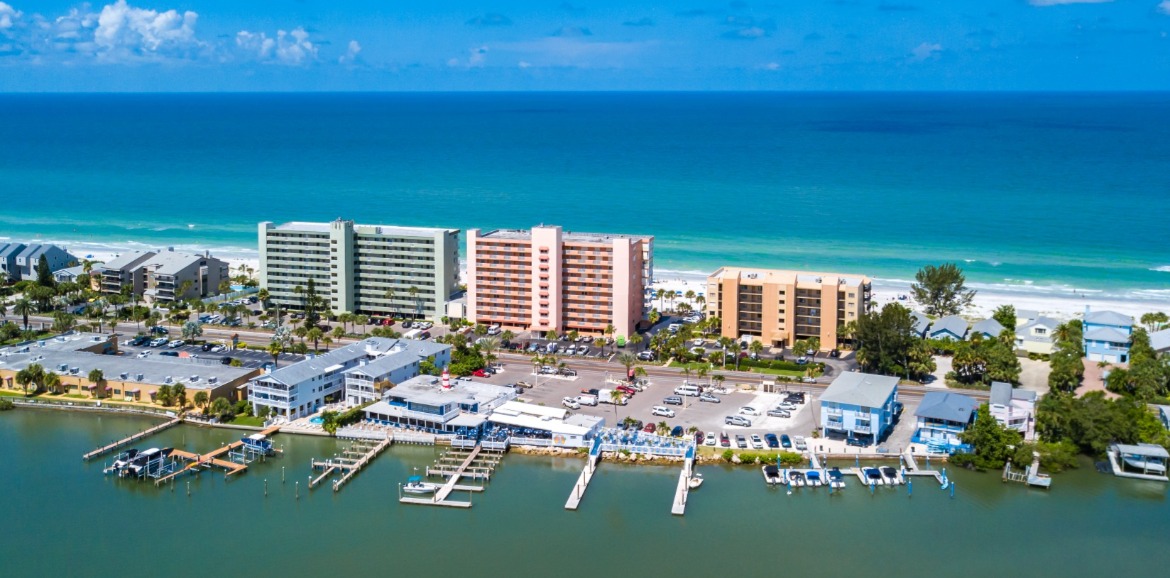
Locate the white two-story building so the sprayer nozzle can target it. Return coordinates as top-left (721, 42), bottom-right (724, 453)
top-left (248, 337), bottom-right (451, 419)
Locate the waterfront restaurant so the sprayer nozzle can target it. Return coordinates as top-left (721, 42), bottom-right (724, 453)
top-left (361, 375), bottom-right (516, 435)
top-left (486, 401), bottom-right (605, 448)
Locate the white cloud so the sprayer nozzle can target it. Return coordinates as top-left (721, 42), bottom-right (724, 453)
top-left (338, 39), bottom-right (360, 64)
top-left (517, 60), bottom-right (531, 68)
top-left (1028, 0), bottom-right (1112, 6)
top-left (491, 37), bottom-right (651, 69)
top-left (448, 45), bottom-right (488, 68)
top-left (236, 26), bottom-right (318, 65)
top-left (93, 0), bottom-right (203, 60)
top-left (763, 62), bottom-right (780, 71)
top-left (1159, 1), bottom-right (1170, 15)
top-left (910, 42), bottom-right (942, 61)
top-left (0, 2), bottom-right (21, 30)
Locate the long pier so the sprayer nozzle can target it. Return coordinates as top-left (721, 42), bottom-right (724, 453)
top-left (671, 447), bottom-right (696, 516)
top-left (565, 438), bottom-right (603, 510)
top-left (331, 437), bottom-right (392, 492)
top-left (153, 425), bottom-right (282, 486)
top-left (83, 417), bottom-right (182, 460)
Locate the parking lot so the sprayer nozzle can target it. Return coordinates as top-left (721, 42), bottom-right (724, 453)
top-left (118, 334), bottom-right (305, 370)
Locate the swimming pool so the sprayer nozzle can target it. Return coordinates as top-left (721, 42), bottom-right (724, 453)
top-left (309, 417), bottom-right (324, 425)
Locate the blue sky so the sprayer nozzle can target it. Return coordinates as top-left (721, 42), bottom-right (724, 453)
top-left (1, 0), bottom-right (1169, 91)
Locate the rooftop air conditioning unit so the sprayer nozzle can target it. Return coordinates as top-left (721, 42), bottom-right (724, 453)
top-left (164, 376), bottom-right (173, 384)
top-left (135, 373), bottom-right (143, 381)
top-left (207, 377), bottom-right (218, 384)
top-left (58, 364), bottom-right (68, 372)
top-left (120, 372), bottom-right (129, 380)
top-left (70, 367), bottom-right (79, 374)
top-left (190, 375), bottom-right (199, 382)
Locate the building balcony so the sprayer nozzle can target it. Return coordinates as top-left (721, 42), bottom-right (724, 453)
top-left (825, 407), bottom-right (842, 416)
top-left (825, 420), bottom-right (845, 431)
top-left (853, 424), bottom-right (873, 434)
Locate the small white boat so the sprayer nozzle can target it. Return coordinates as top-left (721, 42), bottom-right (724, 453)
top-left (688, 473), bottom-right (704, 489)
top-left (1123, 456), bottom-right (1168, 475)
top-left (402, 476), bottom-right (441, 495)
top-left (762, 466), bottom-right (781, 485)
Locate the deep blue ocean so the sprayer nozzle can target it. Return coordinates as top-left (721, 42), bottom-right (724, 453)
top-left (0, 92), bottom-right (1167, 300)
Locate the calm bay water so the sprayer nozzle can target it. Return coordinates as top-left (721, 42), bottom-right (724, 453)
top-left (0, 92), bottom-right (1168, 301)
top-left (1, 409), bottom-right (1167, 577)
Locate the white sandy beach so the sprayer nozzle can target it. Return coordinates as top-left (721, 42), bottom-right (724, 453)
top-left (72, 243), bottom-right (1167, 321)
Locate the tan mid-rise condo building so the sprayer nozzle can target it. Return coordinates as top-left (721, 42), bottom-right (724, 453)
top-left (467, 225), bottom-right (653, 338)
top-left (706, 267), bottom-right (871, 350)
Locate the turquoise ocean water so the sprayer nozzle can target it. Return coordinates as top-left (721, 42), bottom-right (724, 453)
top-left (0, 92), bottom-right (1167, 300)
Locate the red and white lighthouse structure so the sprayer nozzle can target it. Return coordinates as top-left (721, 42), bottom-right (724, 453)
top-left (441, 368), bottom-right (451, 390)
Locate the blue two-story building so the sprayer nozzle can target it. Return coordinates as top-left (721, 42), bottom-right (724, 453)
top-left (912, 391), bottom-right (976, 453)
top-left (820, 372), bottom-right (899, 445)
top-left (1083, 308), bottom-right (1134, 364)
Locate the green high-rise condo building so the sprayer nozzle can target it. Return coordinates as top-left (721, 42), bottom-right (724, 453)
top-left (259, 219), bottom-right (460, 321)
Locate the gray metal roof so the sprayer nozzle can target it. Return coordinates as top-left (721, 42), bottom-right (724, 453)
top-left (142, 251), bottom-right (220, 276)
top-left (989, 381), bottom-right (1012, 406)
top-left (821, 372), bottom-right (898, 408)
top-left (1114, 443), bottom-right (1169, 459)
top-left (1149, 329), bottom-right (1170, 352)
top-left (100, 250), bottom-right (156, 271)
top-left (910, 312), bottom-right (931, 335)
top-left (0, 333), bottom-right (256, 389)
top-left (1084, 310), bottom-right (1133, 328)
top-left (263, 337), bottom-right (450, 386)
top-left (929, 315), bottom-right (968, 339)
top-left (970, 318), bottom-right (1005, 338)
top-left (915, 392), bottom-right (977, 424)
top-left (1084, 326), bottom-right (1130, 344)
top-left (0, 242), bottom-right (25, 259)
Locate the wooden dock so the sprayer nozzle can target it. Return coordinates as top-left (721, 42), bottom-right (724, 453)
top-left (83, 417), bottom-right (182, 460)
top-left (331, 438), bottom-right (392, 492)
top-left (565, 440), bottom-right (604, 510)
top-left (400, 442), bottom-right (490, 508)
top-left (153, 425), bottom-right (282, 486)
top-left (670, 450), bottom-right (695, 516)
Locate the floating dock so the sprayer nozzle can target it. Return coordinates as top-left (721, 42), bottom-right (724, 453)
top-left (1105, 444), bottom-right (1169, 483)
top-left (671, 447), bottom-right (696, 516)
top-left (83, 417), bottom-right (182, 460)
top-left (400, 442), bottom-right (501, 508)
top-left (565, 438), bottom-right (603, 510)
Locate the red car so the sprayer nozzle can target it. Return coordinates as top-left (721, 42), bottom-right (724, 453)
top-left (642, 423), bottom-right (656, 433)
top-left (719, 433), bottom-right (730, 447)
top-left (615, 385), bottom-right (636, 396)
top-left (472, 369), bottom-right (488, 378)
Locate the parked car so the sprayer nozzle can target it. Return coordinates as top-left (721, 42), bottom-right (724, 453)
top-left (562, 397), bottom-right (581, 410)
top-left (671, 426), bottom-right (684, 438)
top-left (637, 351), bottom-right (656, 361)
top-left (576, 347), bottom-right (589, 356)
top-left (643, 423), bottom-right (657, 433)
top-left (575, 395), bottom-right (598, 406)
top-left (149, 338), bottom-right (168, 347)
top-left (764, 433), bottom-right (780, 448)
top-left (780, 434), bottom-right (793, 449)
top-left (580, 388), bottom-right (599, 396)
top-left (514, 381), bottom-right (533, 389)
top-left (704, 432), bottom-right (716, 446)
top-left (159, 351), bottom-right (179, 357)
top-left (693, 430), bottom-right (705, 445)
top-left (846, 437), bottom-right (869, 448)
top-left (615, 385), bottom-right (636, 396)
top-left (801, 376), bottom-right (816, 384)
top-left (719, 432), bottom-right (730, 447)
top-left (735, 435), bottom-right (748, 449)
top-left (219, 356), bottom-right (233, 365)
top-left (794, 436), bottom-right (808, 451)
top-left (796, 356), bottom-right (808, 365)
top-left (777, 402), bottom-right (796, 411)
top-left (739, 406), bottom-right (762, 417)
top-left (651, 406), bottom-right (676, 418)
top-left (472, 369), bottom-right (488, 378)
top-left (725, 415), bottom-right (751, 427)
top-left (699, 392), bottom-right (720, 403)
top-left (767, 408), bottom-right (791, 418)
top-left (663, 395), bottom-right (683, 406)
top-left (750, 434), bottom-right (764, 449)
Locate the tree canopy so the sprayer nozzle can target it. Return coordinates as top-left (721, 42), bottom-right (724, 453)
top-left (910, 263), bottom-right (976, 317)
top-left (1047, 320), bottom-right (1084, 394)
top-left (956, 404), bottom-right (1022, 470)
top-left (853, 303), bottom-right (936, 380)
top-left (948, 331), bottom-right (1021, 386)
top-left (992, 304), bottom-right (1017, 332)
top-left (1036, 391), bottom-right (1168, 456)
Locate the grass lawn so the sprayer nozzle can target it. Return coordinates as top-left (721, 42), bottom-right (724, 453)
top-left (229, 415), bottom-right (265, 427)
top-left (0, 390), bottom-right (31, 398)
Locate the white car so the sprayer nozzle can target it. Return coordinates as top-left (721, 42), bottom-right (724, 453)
top-left (577, 347), bottom-right (589, 356)
top-left (651, 406), bottom-right (676, 418)
top-left (562, 397), bottom-right (581, 410)
top-left (149, 338), bottom-right (168, 347)
top-left (704, 432), bottom-right (716, 446)
top-left (739, 406), bottom-right (762, 417)
top-left (167, 340), bottom-right (185, 348)
top-left (750, 434), bottom-right (764, 449)
top-left (210, 345), bottom-right (226, 353)
top-left (137, 351), bottom-right (151, 358)
top-left (794, 436), bottom-right (808, 451)
top-left (777, 402), bottom-right (797, 411)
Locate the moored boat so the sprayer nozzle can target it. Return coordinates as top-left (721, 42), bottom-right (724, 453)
top-left (402, 475), bottom-right (441, 495)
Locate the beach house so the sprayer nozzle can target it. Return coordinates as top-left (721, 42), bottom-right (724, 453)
top-left (1083, 308), bottom-right (1134, 363)
top-left (910, 311), bottom-right (931, 338)
top-left (0, 242), bottom-right (77, 282)
top-left (819, 372), bottom-right (899, 444)
top-left (1014, 316), bottom-right (1060, 355)
top-left (1151, 329), bottom-right (1170, 356)
top-left (988, 381), bottom-right (1036, 440)
top-left (247, 337), bottom-right (452, 419)
top-left (912, 392), bottom-right (976, 453)
top-left (969, 319), bottom-right (1005, 340)
top-left (342, 339), bottom-right (452, 405)
top-left (928, 315), bottom-right (968, 341)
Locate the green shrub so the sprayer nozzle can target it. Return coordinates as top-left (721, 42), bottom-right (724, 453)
top-left (721, 449), bottom-right (734, 462)
top-left (777, 451), bottom-right (805, 467)
top-left (0, 398), bottom-right (14, 411)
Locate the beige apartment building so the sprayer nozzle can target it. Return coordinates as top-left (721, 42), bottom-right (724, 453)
top-left (706, 267), bottom-right (871, 351)
top-left (97, 249), bottom-right (230, 304)
top-left (466, 225), bottom-right (653, 338)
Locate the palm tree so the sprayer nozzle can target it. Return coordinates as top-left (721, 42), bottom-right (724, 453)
top-left (629, 334), bottom-right (643, 351)
top-left (592, 337), bottom-right (606, 357)
top-left (15, 363), bottom-right (46, 394)
top-left (616, 353), bottom-right (636, 378)
top-left (648, 309), bottom-right (661, 326)
top-left (383, 287), bottom-right (396, 315)
top-left (267, 341), bottom-right (283, 368)
top-left (43, 372), bottom-right (62, 395)
top-left (604, 323), bottom-right (616, 351)
top-left (332, 325), bottom-right (346, 341)
top-left (696, 365), bottom-right (709, 387)
top-left (408, 286), bottom-right (421, 319)
top-left (695, 295), bottom-right (705, 312)
top-left (684, 289), bottom-right (696, 305)
top-left (355, 314), bottom-right (370, 334)
top-left (13, 298), bottom-right (33, 330)
top-left (748, 340), bottom-right (764, 359)
top-left (322, 336), bottom-right (333, 351)
top-left (193, 391), bottom-right (209, 413)
top-left (656, 421), bottom-right (669, 436)
top-left (609, 388), bottom-right (625, 420)
top-left (655, 288), bottom-right (666, 310)
top-left (717, 337), bottom-right (736, 368)
top-left (306, 327), bottom-right (324, 352)
top-left (87, 369), bottom-right (104, 397)
top-left (712, 374), bottom-right (725, 391)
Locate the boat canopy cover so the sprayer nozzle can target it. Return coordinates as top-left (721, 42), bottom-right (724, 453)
top-left (407, 476), bottom-right (422, 483)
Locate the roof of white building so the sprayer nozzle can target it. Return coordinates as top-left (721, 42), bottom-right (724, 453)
top-left (1084, 327), bottom-right (1130, 344)
top-left (261, 337), bottom-right (451, 386)
top-left (1148, 329), bottom-right (1170, 352)
top-left (493, 400), bottom-right (568, 420)
top-left (1084, 310), bottom-right (1133, 327)
top-left (915, 392), bottom-right (977, 423)
top-left (821, 372), bottom-right (898, 408)
top-left (381, 374), bottom-right (514, 409)
top-left (990, 381), bottom-right (1036, 406)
